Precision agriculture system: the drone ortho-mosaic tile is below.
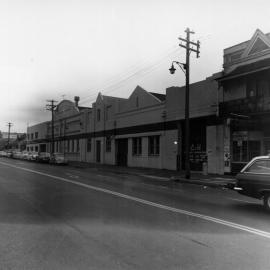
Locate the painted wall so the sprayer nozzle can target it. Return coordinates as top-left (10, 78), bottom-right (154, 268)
top-left (162, 130), bottom-right (179, 170)
top-left (207, 125), bottom-right (224, 175)
top-left (166, 77), bottom-right (218, 120)
top-left (127, 135), bottom-right (162, 169)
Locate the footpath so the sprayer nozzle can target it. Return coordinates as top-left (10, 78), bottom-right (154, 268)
top-left (69, 161), bottom-right (236, 190)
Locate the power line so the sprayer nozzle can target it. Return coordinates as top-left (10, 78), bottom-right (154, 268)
top-left (79, 46), bottom-right (183, 105)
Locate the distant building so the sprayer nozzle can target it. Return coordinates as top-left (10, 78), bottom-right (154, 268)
top-left (0, 131), bottom-right (26, 150)
top-left (1, 132), bottom-right (23, 140)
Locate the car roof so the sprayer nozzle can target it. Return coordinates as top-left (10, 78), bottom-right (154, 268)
top-left (251, 155), bottom-right (270, 161)
top-left (241, 155), bottom-right (270, 172)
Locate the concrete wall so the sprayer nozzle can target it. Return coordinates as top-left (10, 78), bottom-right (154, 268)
top-left (162, 130), bottom-right (179, 170)
top-left (207, 125), bottom-right (224, 175)
top-left (27, 122), bottom-right (49, 141)
top-left (166, 77), bottom-right (218, 120)
top-left (116, 104), bottom-right (164, 128)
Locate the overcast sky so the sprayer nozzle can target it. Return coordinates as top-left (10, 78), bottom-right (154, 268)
top-left (0, 0), bottom-right (269, 133)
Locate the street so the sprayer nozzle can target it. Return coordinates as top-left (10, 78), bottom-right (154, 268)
top-left (0, 158), bottom-right (269, 270)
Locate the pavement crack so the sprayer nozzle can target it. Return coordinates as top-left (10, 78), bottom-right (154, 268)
top-left (177, 234), bottom-right (212, 249)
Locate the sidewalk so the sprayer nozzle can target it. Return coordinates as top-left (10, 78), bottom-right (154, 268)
top-left (69, 161), bottom-right (236, 189)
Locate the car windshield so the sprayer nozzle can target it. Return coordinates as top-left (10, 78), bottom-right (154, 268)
top-left (245, 159), bottom-right (270, 174)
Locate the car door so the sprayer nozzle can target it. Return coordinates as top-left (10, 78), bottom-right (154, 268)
top-left (237, 158), bottom-right (270, 197)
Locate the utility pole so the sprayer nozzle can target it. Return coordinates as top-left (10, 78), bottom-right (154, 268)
top-left (179, 28), bottom-right (200, 179)
top-left (7, 122), bottom-right (13, 149)
top-left (46, 100), bottom-right (57, 155)
top-left (170, 28), bottom-right (200, 179)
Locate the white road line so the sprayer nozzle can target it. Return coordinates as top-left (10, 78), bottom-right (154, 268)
top-left (214, 177), bottom-right (235, 181)
top-left (228, 197), bottom-right (257, 204)
top-left (1, 160), bottom-right (270, 240)
top-left (140, 175), bottom-right (171, 181)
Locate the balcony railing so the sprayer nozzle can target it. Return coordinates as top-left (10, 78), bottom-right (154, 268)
top-left (219, 96), bottom-right (270, 117)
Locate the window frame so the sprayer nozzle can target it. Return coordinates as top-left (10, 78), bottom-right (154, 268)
top-left (148, 135), bottom-right (160, 156)
top-left (97, 109), bottom-right (101, 122)
top-left (105, 137), bottom-right (112, 152)
top-left (132, 137), bottom-right (142, 156)
top-left (87, 138), bottom-right (92, 152)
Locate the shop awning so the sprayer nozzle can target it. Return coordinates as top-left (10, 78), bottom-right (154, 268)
top-left (217, 57), bottom-right (270, 82)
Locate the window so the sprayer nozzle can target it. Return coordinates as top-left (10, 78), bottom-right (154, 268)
top-left (35, 132), bottom-right (38, 139)
top-left (35, 146), bottom-right (38, 152)
top-left (148, 136), bottom-right (160, 155)
top-left (87, 138), bottom-right (92, 152)
top-left (97, 109), bottom-right (101, 121)
top-left (106, 137), bottom-right (111, 152)
top-left (77, 139), bottom-right (80, 152)
top-left (232, 140), bottom-right (261, 162)
top-left (27, 134), bottom-right (30, 140)
top-left (132, 137), bottom-right (142, 155)
top-left (31, 133), bottom-right (34, 140)
top-left (245, 159), bottom-right (270, 174)
top-left (246, 76), bottom-right (270, 98)
top-left (71, 140), bottom-right (75, 152)
top-left (105, 105), bottom-right (112, 121)
top-left (257, 79), bottom-right (269, 97)
top-left (136, 97), bottom-right (139, 107)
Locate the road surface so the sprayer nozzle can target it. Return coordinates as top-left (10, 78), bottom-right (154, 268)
top-left (0, 158), bottom-right (269, 270)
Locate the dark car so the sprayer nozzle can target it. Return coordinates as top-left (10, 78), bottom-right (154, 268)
top-left (235, 155), bottom-right (270, 210)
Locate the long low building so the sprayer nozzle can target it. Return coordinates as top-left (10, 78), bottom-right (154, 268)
top-left (27, 77), bottom-right (223, 173)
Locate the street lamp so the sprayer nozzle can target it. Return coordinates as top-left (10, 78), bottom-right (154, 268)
top-left (169, 61), bottom-right (186, 74)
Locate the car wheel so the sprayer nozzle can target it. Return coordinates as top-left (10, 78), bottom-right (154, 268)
top-left (263, 193), bottom-right (270, 211)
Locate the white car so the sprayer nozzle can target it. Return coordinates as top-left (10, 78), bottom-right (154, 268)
top-left (29, 152), bottom-right (39, 161)
top-left (0, 151), bottom-right (8, 157)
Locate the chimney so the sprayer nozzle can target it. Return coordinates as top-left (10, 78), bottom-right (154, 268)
top-left (74, 96), bottom-right (80, 107)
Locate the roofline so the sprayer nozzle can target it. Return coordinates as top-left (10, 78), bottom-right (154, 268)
top-left (224, 30), bottom-right (270, 53)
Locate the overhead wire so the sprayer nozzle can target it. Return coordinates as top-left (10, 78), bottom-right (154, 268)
top-left (79, 33), bottom-right (212, 105)
top-left (79, 45), bottom-right (184, 105)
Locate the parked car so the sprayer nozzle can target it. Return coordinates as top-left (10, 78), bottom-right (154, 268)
top-left (235, 155), bottom-right (270, 210)
top-left (49, 153), bottom-right (67, 165)
top-left (13, 151), bottom-right (22, 159)
top-left (37, 152), bottom-right (51, 163)
top-left (6, 151), bottom-right (13, 158)
top-left (29, 151), bottom-right (39, 161)
top-left (21, 151), bottom-right (30, 160)
top-left (0, 151), bottom-right (8, 157)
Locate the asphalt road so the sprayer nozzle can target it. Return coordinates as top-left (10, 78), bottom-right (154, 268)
top-left (0, 158), bottom-right (269, 270)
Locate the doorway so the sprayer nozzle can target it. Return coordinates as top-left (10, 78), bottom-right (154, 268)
top-left (116, 139), bottom-right (128, 166)
top-left (96, 140), bottom-right (101, 163)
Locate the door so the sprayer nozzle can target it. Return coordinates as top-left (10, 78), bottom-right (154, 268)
top-left (96, 140), bottom-right (101, 163)
top-left (116, 139), bottom-right (128, 166)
